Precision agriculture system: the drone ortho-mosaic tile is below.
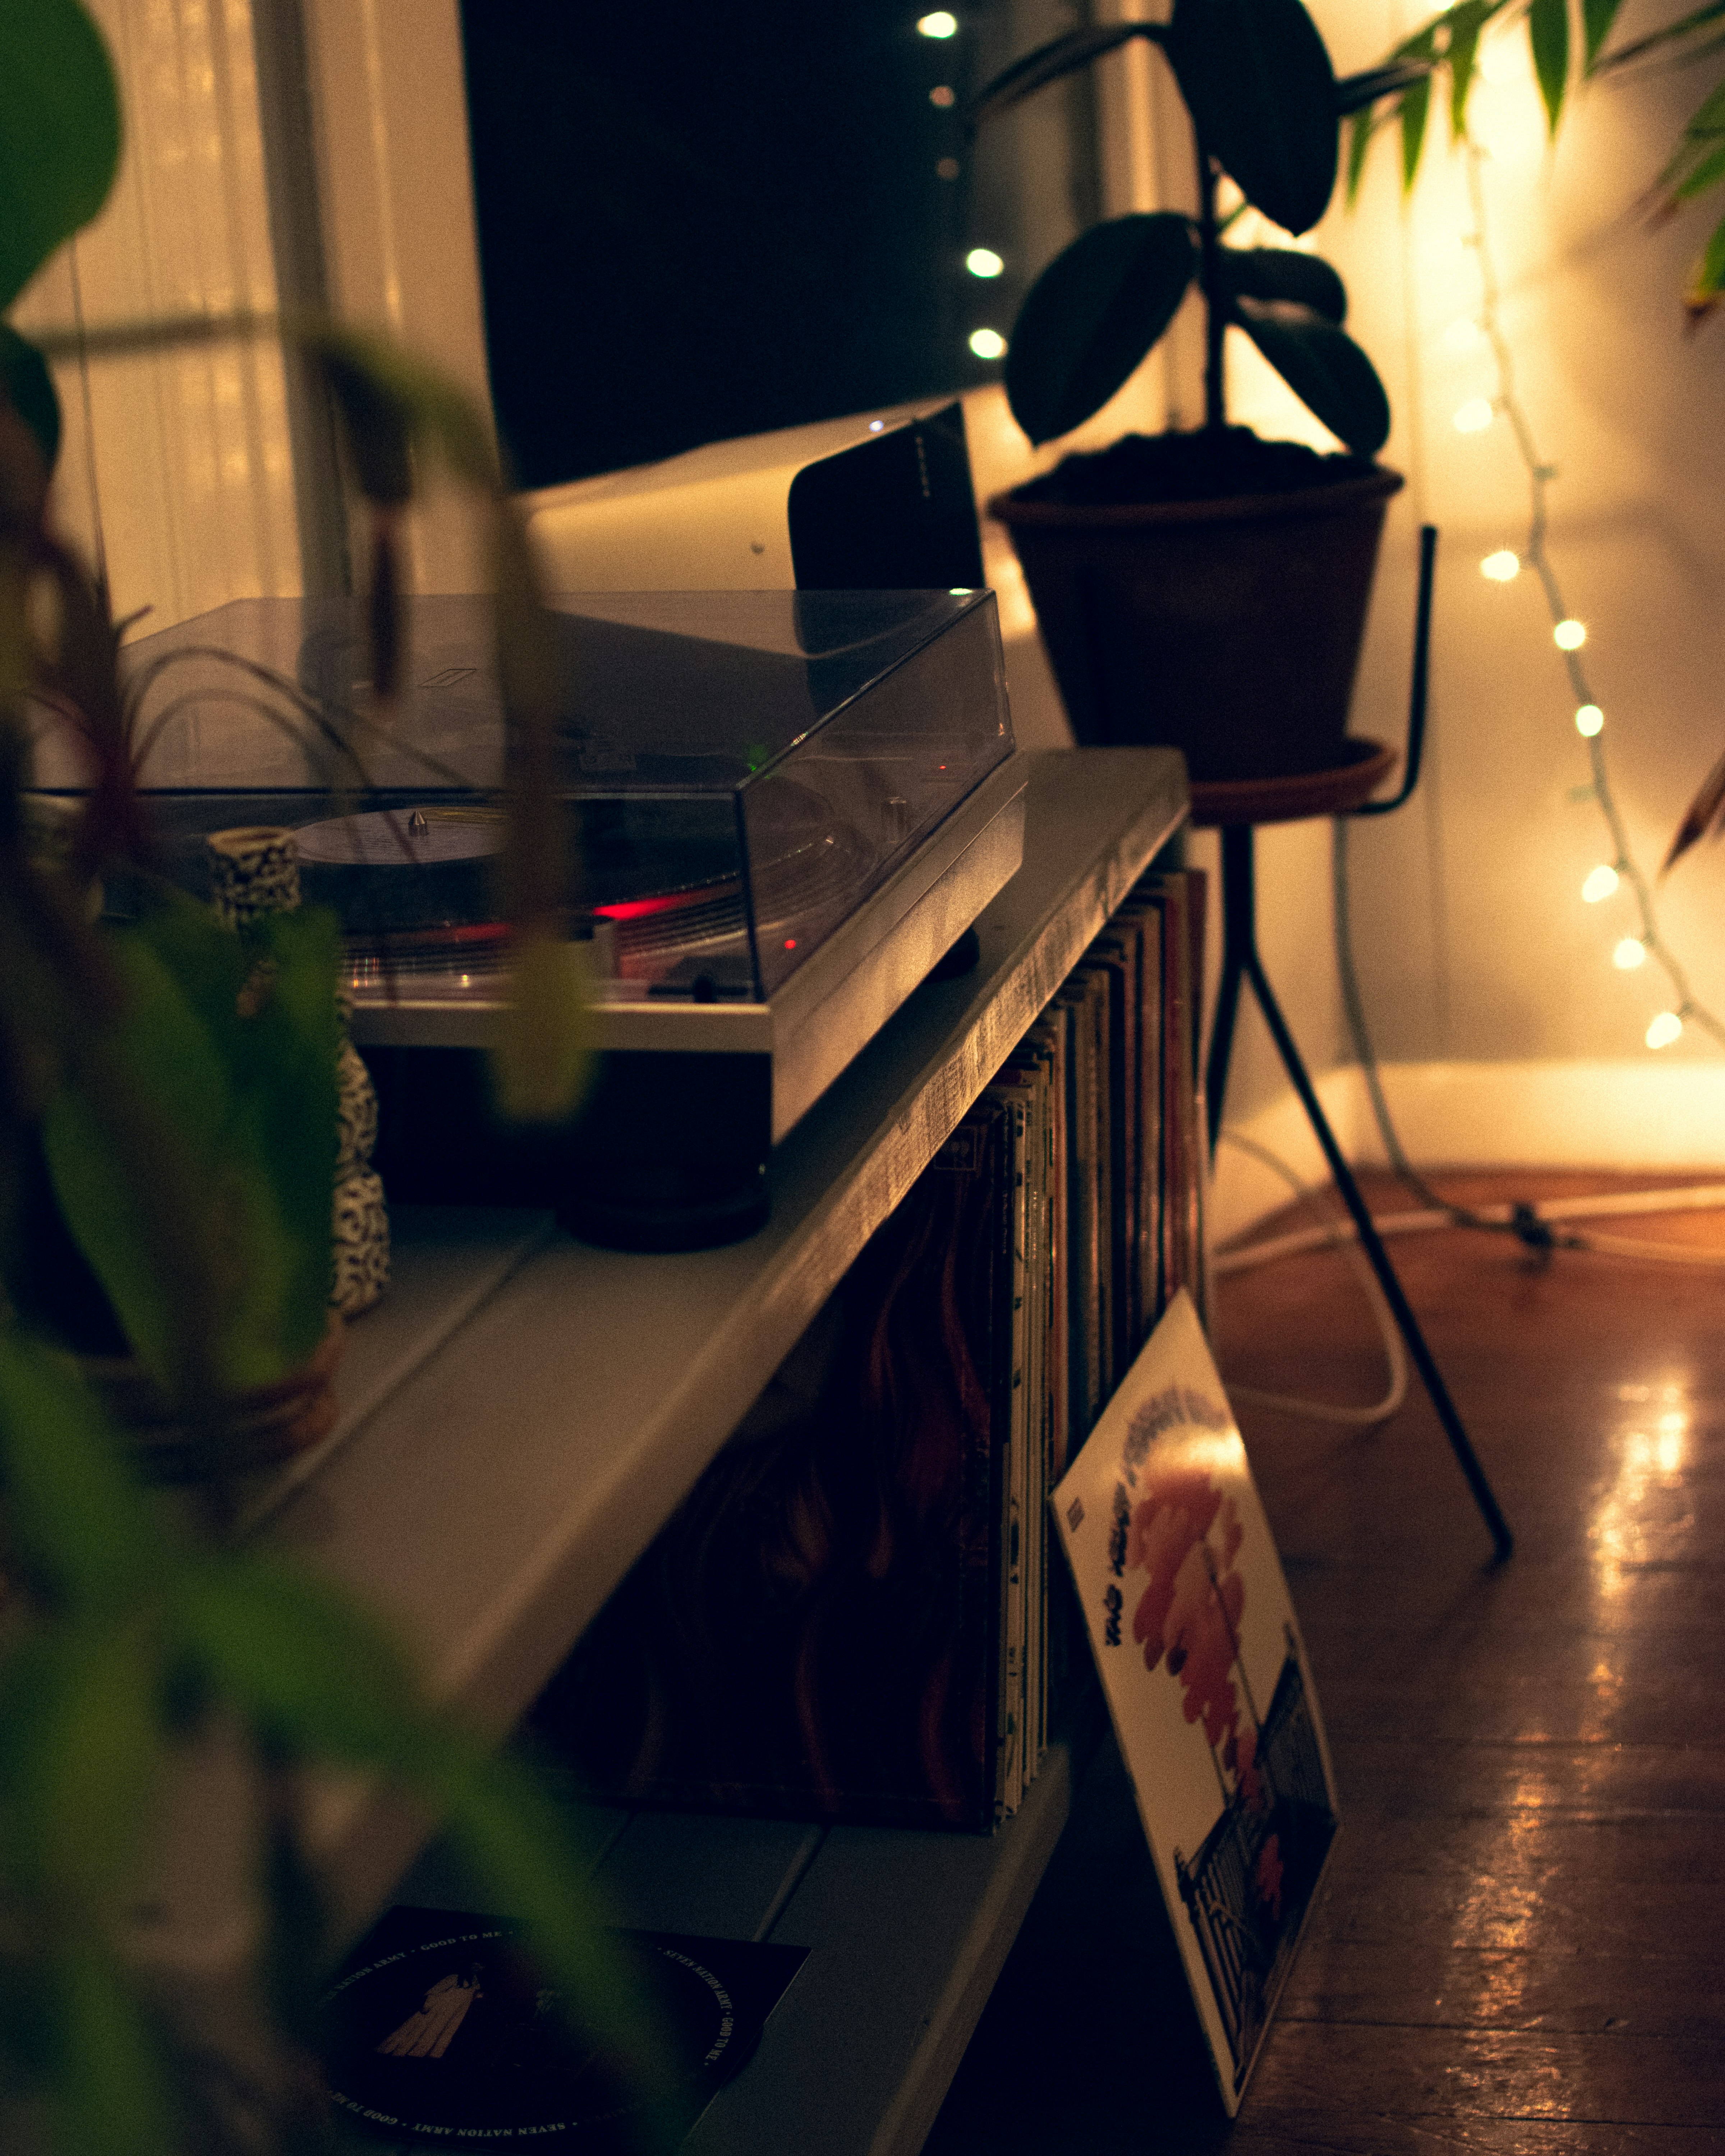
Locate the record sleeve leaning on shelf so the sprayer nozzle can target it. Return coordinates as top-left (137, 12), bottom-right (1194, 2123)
top-left (1051, 1290), bottom-right (1340, 2115)
top-left (528, 871), bottom-right (1206, 1832)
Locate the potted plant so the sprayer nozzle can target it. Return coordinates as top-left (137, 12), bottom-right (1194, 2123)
top-left (970, 0), bottom-right (1421, 784)
top-left (0, 6), bottom-right (631, 2150)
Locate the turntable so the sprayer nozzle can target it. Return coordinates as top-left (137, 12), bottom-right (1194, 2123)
top-left (33, 590), bottom-right (1023, 1247)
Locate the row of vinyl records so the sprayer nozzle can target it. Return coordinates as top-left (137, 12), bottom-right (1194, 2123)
top-left (530, 869), bottom-right (1208, 1834)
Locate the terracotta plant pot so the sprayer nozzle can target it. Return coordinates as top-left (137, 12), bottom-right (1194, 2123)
top-left (989, 464), bottom-right (1403, 784)
top-left (79, 1312), bottom-right (346, 1484)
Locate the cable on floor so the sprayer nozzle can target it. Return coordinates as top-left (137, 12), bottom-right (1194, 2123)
top-left (1214, 1178), bottom-right (1725, 1275)
top-left (1327, 817), bottom-right (1725, 1268)
top-left (1215, 1129), bottom-right (1409, 1428)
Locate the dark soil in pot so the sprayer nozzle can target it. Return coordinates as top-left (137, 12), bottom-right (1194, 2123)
top-left (1013, 427), bottom-right (1377, 507)
top-left (992, 429), bottom-right (1403, 784)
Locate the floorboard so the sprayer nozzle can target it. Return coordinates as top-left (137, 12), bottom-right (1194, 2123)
top-left (924, 1169), bottom-right (1725, 2153)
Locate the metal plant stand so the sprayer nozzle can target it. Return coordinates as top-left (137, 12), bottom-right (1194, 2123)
top-left (1196, 526), bottom-right (1514, 1561)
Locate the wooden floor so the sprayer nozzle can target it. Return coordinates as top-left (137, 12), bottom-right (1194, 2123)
top-left (925, 1170), bottom-right (1725, 2155)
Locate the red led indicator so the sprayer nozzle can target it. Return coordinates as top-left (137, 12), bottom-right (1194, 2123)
top-left (783, 937), bottom-right (797, 950)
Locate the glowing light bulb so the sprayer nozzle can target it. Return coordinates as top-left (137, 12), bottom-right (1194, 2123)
top-left (917, 10), bottom-right (958, 35)
top-left (1554, 618), bottom-right (1587, 650)
top-left (1614, 937), bottom-right (1647, 971)
top-left (1575, 703), bottom-right (1604, 737)
top-left (969, 327), bottom-right (1006, 359)
top-left (1481, 549), bottom-right (1520, 582)
top-left (1453, 397), bottom-right (1494, 433)
top-left (868, 419), bottom-right (884, 432)
top-left (1647, 1010), bottom-right (1684, 1049)
top-left (1582, 865), bottom-right (1619, 903)
top-left (966, 247), bottom-right (1004, 278)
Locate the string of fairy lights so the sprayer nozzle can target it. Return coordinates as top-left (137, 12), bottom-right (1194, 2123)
top-left (1443, 137), bottom-right (1722, 1052)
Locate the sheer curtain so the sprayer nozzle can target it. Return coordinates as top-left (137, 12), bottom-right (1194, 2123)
top-left (13, 0), bottom-right (302, 631)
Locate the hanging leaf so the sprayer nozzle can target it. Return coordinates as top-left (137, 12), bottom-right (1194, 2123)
top-left (1529, 0), bottom-right (1571, 135)
top-left (1400, 75), bottom-right (1432, 189)
top-left (1683, 204), bottom-right (1725, 319)
top-left (1005, 213), bottom-right (1196, 445)
top-left (1447, 4), bottom-right (1488, 137)
top-left (1344, 106), bottom-right (1378, 203)
top-left (1335, 60), bottom-right (1433, 112)
top-left (1233, 301), bottom-right (1391, 453)
top-left (1672, 134), bottom-right (1725, 202)
top-left (1167, 0), bottom-right (1339, 235)
top-left (1582, 0), bottom-right (1628, 69)
top-left (1219, 248), bottom-right (1347, 322)
top-left (491, 934), bottom-right (592, 1125)
top-left (1593, 0), bottom-right (1725, 74)
top-left (1657, 78), bottom-right (1725, 204)
top-left (0, 0), bottom-right (121, 311)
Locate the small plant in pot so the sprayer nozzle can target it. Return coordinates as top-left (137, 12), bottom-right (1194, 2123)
top-left (971, 0), bottom-right (1419, 784)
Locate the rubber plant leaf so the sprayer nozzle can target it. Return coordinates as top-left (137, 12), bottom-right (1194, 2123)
top-left (171, 1554), bottom-right (660, 2079)
top-left (0, 324), bottom-right (61, 474)
top-left (1166, 0), bottom-right (1338, 235)
top-left (1005, 212), bottom-right (1197, 445)
top-left (0, 1332), bottom-right (158, 1615)
top-left (1529, 0), bottom-right (1570, 134)
top-left (1220, 247), bottom-right (1347, 322)
top-left (966, 22), bottom-right (1164, 129)
top-left (1232, 303), bottom-right (1391, 454)
top-left (0, 0), bottom-right (121, 310)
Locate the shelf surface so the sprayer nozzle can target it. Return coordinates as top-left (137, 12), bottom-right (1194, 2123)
top-left (392, 1740), bottom-right (1075, 2156)
top-left (253, 746), bottom-right (1186, 1925)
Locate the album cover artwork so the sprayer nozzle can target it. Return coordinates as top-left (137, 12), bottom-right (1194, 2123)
top-left (320, 1903), bottom-right (806, 2152)
top-left (531, 1094), bottom-right (1017, 1831)
top-left (1051, 1291), bottom-right (1339, 2114)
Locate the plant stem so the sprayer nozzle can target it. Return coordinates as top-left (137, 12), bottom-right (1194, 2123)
top-left (1195, 133), bottom-right (1227, 433)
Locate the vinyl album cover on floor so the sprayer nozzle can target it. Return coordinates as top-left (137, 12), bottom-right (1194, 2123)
top-left (1052, 1290), bottom-right (1340, 2113)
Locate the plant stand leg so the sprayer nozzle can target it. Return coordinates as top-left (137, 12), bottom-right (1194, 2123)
top-left (1205, 832), bottom-right (1252, 1156)
top-left (1212, 825), bottom-right (1514, 1561)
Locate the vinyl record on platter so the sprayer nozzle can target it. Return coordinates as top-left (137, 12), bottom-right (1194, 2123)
top-left (305, 777), bottom-right (874, 990)
top-left (319, 1906), bottom-right (806, 2151)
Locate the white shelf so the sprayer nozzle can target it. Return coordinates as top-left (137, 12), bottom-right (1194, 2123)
top-left (254, 746), bottom-right (1186, 1937)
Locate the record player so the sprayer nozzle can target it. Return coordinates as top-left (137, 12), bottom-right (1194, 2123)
top-left (32, 589), bottom-right (1023, 1248)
